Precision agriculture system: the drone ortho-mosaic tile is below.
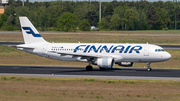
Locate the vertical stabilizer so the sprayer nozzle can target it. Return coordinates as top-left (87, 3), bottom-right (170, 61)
top-left (19, 17), bottom-right (47, 44)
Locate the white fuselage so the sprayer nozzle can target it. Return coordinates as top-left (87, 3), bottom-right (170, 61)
top-left (18, 42), bottom-right (171, 63)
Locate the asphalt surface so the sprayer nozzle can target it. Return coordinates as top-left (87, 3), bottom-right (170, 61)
top-left (0, 65), bottom-right (179, 77)
top-left (159, 45), bottom-right (180, 49)
top-left (0, 42), bottom-right (24, 46)
top-left (1, 42), bottom-right (180, 49)
top-left (0, 65), bottom-right (180, 80)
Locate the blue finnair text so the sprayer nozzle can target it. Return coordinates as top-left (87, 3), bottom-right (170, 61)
top-left (73, 45), bottom-right (142, 53)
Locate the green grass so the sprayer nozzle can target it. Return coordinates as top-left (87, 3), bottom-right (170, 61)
top-left (1, 33), bottom-right (180, 44)
top-left (0, 76), bottom-right (180, 101)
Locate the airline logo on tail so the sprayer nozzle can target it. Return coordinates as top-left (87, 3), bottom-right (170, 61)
top-left (22, 27), bottom-right (41, 37)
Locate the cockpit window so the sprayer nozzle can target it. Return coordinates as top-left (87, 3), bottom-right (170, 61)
top-left (155, 49), bottom-right (165, 52)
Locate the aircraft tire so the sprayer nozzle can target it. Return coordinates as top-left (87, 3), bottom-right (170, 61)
top-left (148, 68), bottom-right (151, 71)
top-left (86, 66), bottom-right (93, 71)
top-left (99, 67), bottom-right (106, 70)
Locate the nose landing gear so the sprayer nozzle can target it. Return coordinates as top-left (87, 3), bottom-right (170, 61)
top-left (147, 62), bottom-right (151, 71)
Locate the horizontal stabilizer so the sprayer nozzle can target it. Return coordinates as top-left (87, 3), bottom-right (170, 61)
top-left (16, 44), bottom-right (35, 49)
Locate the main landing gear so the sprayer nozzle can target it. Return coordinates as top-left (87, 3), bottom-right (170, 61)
top-left (86, 65), bottom-right (93, 71)
top-left (147, 62), bottom-right (152, 71)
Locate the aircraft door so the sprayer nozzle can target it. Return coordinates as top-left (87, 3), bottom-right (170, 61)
top-left (144, 45), bottom-right (149, 56)
top-left (42, 44), bottom-right (47, 55)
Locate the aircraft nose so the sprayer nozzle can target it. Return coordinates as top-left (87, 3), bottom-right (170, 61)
top-left (164, 52), bottom-right (171, 60)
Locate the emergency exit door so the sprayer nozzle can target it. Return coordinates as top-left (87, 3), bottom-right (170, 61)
top-left (144, 45), bottom-right (149, 56)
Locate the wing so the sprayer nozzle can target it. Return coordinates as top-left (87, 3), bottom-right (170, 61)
top-left (48, 51), bottom-right (123, 63)
top-left (48, 51), bottom-right (102, 58)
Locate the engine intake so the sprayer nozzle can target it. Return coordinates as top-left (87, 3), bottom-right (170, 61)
top-left (97, 57), bottom-right (115, 68)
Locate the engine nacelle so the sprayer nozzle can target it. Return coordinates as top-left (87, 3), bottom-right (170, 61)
top-left (97, 57), bottom-right (115, 68)
top-left (118, 62), bottom-right (134, 67)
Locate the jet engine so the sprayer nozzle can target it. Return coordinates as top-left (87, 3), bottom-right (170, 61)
top-left (118, 62), bottom-right (134, 67)
top-left (97, 57), bottom-right (115, 68)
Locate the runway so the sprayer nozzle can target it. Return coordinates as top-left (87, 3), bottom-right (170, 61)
top-left (1, 42), bottom-right (180, 49)
top-left (0, 65), bottom-right (180, 80)
top-left (0, 42), bottom-right (24, 46)
top-left (159, 45), bottom-right (180, 49)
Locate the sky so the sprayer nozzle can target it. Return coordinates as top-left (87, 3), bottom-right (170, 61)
top-left (27, 0), bottom-right (175, 2)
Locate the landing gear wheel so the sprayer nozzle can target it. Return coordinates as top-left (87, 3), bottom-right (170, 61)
top-left (147, 68), bottom-right (151, 71)
top-left (147, 62), bottom-right (151, 72)
top-left (86, 66), bottom-right (93, 71)
top-left (99, 67), bottom-right (106, 70)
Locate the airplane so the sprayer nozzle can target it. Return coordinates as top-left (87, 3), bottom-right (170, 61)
top-left (16, 17), bottom-right (171, 71)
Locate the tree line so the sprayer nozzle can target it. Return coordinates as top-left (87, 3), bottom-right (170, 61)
top-left (0, 0), bottom-right (180, 31)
